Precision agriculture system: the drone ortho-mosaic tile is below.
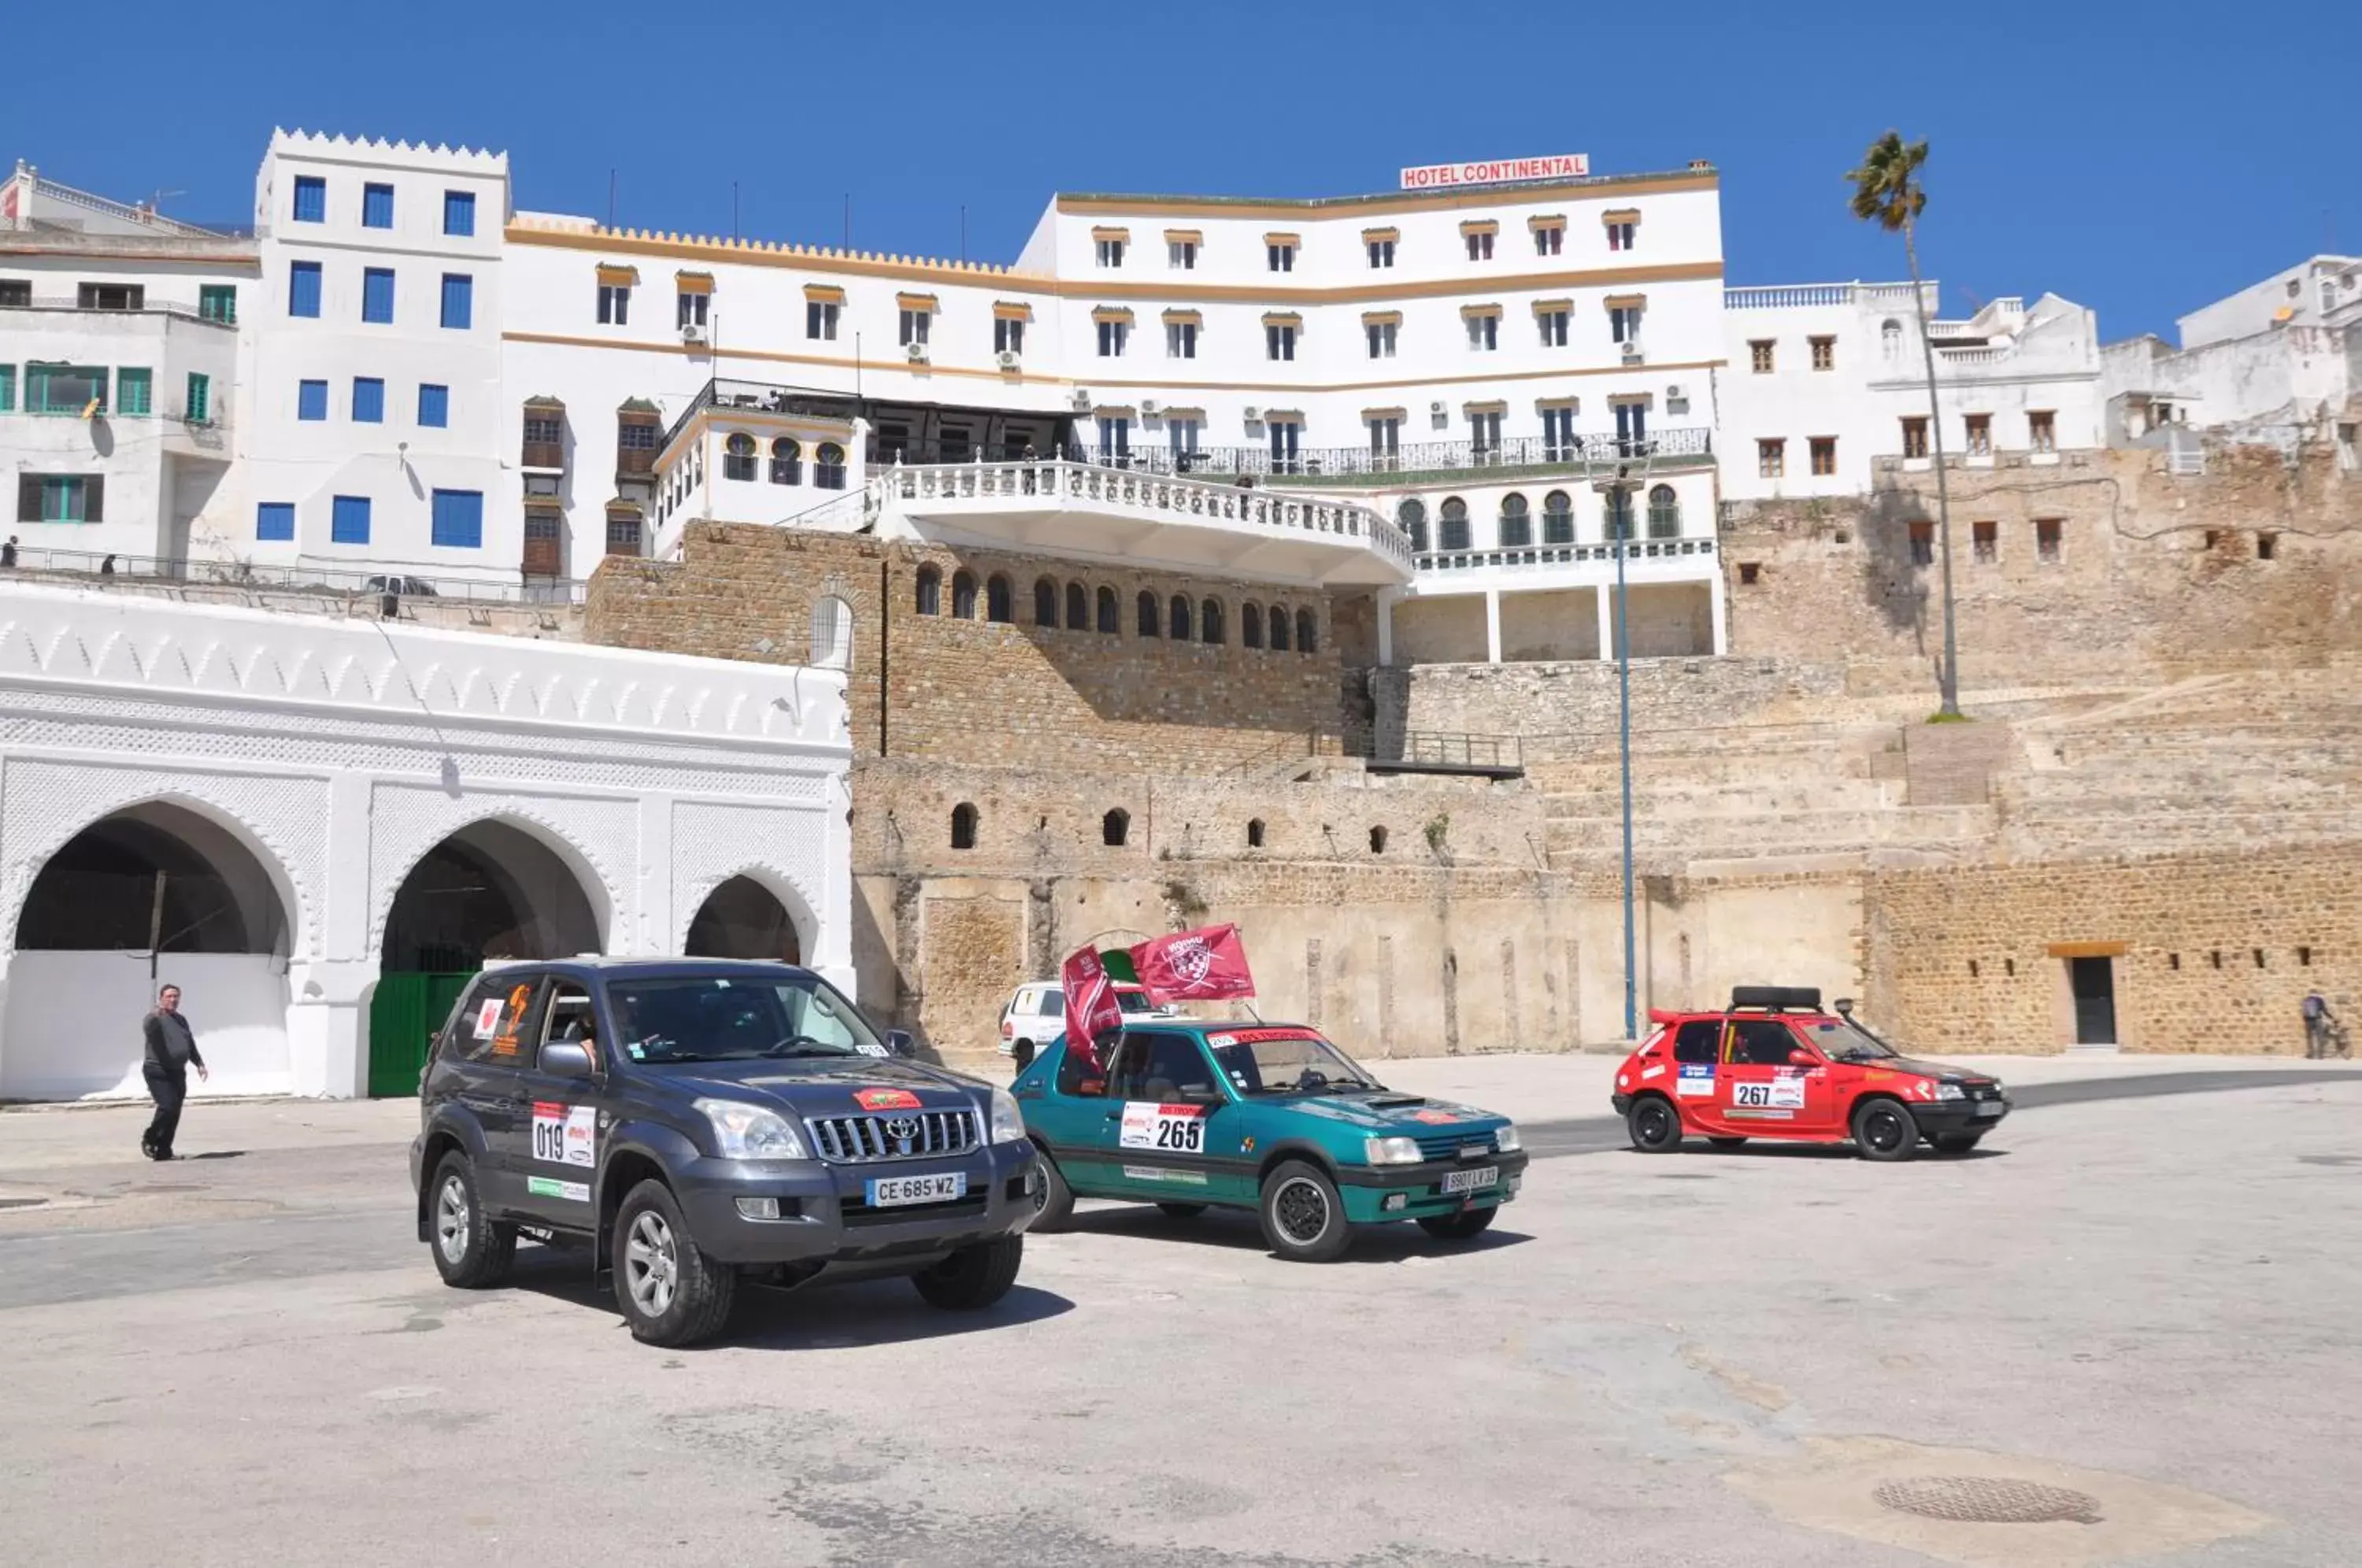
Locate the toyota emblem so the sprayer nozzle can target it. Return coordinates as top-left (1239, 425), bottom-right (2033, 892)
top-left (883, 1115), bottom-right (921, 1152)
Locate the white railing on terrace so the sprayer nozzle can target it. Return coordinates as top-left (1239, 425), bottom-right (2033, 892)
top-left (1724, 280), bottom-right (1938, 311)
top-left (879, 459), bottom-right (1415, 569)
top-left (1414, 538), bottom-right (1716, 574)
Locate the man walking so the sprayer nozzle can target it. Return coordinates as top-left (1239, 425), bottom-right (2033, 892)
top-left (2304, 990), bottom-right (2337, 1060)
top-left (140, 984), bottom-right (208, 1160)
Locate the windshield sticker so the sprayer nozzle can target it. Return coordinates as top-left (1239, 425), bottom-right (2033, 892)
top-left (1207, 1027), bottom-right (1324, 1049)
top-left (1121, 1165), bottom-right (1209, 1185)
top-left (531, 1102), bottom-right (597, 1167)
top-left (1120, 1102), bottom-right (1207, 1152)
top-left (853, 1041), bottom-right (890, 1058)
top-left (526, 1176), bottom-right (590, 1202)
top-left (625, 1041), bottom-right (645, 1061)
top-left (1732, 1079), bottom-right (1806, 1110)
top-left (472, 998), bottom-right (503, 1041)
top-left (1677, 1064), bottom-right (1716, 1096)
top-left (855, 1087), bottom-right (921, 1111)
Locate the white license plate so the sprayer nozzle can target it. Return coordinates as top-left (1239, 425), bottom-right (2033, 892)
top-left (865, 1172), bottom-right (968, 1207)
top-left (1974, 1101), bottom-right (2005, 1118)
top-left (1441, 1166), bottom-right (1499, 1195)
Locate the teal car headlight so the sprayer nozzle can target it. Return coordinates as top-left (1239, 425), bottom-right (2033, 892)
top-left (988, 1086), bottom-right (1027, 1144)
top-left (1494, 1124), bottom-right (1522, 1153)
top-left (1934, 1082), bottom-right (1966, 1102)
top-left (1364, 1136), bottom-right (1423, 1165)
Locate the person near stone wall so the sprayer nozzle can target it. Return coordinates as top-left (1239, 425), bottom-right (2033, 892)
top-left (140, 983), bottom-right (209, 1160)
top-left (2304, 990), bottom-right (2338, 1059)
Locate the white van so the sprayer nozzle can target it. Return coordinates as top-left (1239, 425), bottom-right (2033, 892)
top-left (997, 981), bottom-right (1172, 1058)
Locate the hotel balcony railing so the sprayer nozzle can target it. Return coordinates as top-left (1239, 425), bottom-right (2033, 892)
top-left (0, 295), bottom-right (239, 328)
top-left (880, 459), bottom-right (1415, 571)
top-left (966, 427), bottom-right (1713, 485)
top-left (1411, 537), bottom-right (1716, 573)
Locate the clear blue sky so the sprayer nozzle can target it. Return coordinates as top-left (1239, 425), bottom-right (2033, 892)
top-left (13, 0), bottom-right (2356, 342)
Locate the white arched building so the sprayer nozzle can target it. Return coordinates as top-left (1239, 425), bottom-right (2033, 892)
top-left (0, 581), bottom-right (851, 1100)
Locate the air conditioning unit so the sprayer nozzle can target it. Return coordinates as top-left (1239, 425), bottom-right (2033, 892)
top-left (680, 324), bottom-right (707, 345)
top-left (905, 341), bottom-right (929, 363)
top-left (1071, 389), bottom-right (1094, 412)
top-left (1242, 406), bottom-right (1262, 424)
top-left (1429, 400), bottom-right (1448, 416)
top-left (1664, 383), bottom-right (1686, 400)
top-left (995, 349), bottom-right (1020, 369)
top-left (1621, 340), bottom-right (1644, 361)
top-left (1140, 400), bottom-right (1161, 417)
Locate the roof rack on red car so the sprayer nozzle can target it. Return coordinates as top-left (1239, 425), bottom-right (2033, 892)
top-left (1729, 985), bottom-right (1823, 1013)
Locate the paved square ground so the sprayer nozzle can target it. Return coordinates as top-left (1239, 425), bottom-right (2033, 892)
top-left (2, 1060), bottom-right (2356, 1566)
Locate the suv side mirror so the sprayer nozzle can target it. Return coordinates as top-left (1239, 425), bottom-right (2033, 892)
top-left (1788, 1048), bottom-right (1820, 1068)
top-left (541, 1041), bottom-right (598, 1079)
top-left (885, 1029), bottom-right (916, 1059)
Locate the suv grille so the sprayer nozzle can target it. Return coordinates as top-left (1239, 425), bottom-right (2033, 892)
top-left (806, 1110), bottom-right (981, 1163)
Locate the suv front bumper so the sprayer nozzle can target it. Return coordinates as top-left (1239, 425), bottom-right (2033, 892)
top-left (672, 1138), bottom-right (1042, 1266)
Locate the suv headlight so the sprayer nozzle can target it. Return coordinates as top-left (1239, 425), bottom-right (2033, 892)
top-left (695, 1098), bottom-right (808, 1160)
top-left (1364, 1135), bottom-right (1423, 1165)
top-left (1934, 1082), bottom-right (1966, 1102)
top-left (1494, 1124), bottom-right (1523, 1153)
top-left (988, 1086), bottom-right (1027, 1144)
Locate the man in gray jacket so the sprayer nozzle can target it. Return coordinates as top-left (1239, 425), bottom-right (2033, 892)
top-left (140, 984), bottom-right (209, 1160)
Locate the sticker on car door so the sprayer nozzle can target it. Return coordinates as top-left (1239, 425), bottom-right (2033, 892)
top-left (531, 1101), bottom-right (596, 1167)
top-left (1677, 1064), bottom-right (1716, 1097)
top-left (1120, 1102), bottom-right (1206, 1152)
top-left (1731, 1078), bottom-right (1806, 1110)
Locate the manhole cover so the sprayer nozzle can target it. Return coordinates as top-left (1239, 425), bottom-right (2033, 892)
top-left (1873, 1475), bottom-right (2103, 1525)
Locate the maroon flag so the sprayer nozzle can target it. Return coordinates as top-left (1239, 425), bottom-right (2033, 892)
top-left (1061, 945), bottom-right (1125, 1069)
top-left (1131, 924), bottom-right (1257, 1004)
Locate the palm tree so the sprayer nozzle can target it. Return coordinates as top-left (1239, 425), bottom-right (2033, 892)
top-left (1848, 131), bottom-right (1962, 718)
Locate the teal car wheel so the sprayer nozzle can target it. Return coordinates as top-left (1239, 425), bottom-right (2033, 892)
top-left (1031, 1147), bottom-right (1075, 1233)
top-left (1258, 1159), bottom-right (1352, 1263)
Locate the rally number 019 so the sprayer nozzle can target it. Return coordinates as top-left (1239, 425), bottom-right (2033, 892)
top-left (533, 1120), bottom-right (567, 1161)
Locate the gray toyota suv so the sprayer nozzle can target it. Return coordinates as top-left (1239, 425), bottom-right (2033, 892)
top-left (409, 958), bottom-right (1040, 1347)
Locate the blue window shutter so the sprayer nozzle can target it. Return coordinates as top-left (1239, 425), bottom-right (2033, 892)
top-left (298, 379), bottom-right (328, 421)
top-left (362, 268), bottom-right (395, 324)
top-left (443, 190), bottom-right (475, 236)
top-left (293, 176), bottom-right (325, 223)
top-left (431, 489), bottom-right (484, 549)
top-left (440, 273), bottom-right (473, 330)
top-left (289, 261), bottom-right (321, 318)
top-left (363, 183), bottom-right (394, 228)
top-left (256, 502), bottom-right (295, 542)
top-left (418, 383), bottom-right (450, 427)
top-left (353, 378), bottom-right (384, 423)
top-left (331, 495), bottom-right (371, 545)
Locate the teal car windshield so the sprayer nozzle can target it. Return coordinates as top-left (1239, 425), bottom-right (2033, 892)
top-left (1207, 1026), bottom-right (1381, 1096)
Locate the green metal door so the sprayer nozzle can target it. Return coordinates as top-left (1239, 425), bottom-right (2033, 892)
top-left (368, 972), bottom-right (475, 1098)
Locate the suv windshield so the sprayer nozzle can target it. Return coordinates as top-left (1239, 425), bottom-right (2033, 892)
top-left (1801, 1018), bottom-right (1898, 1061)
top-left (1207, 1026), bottom-right (1381, 1096)
top-left (605, 974), bottom-right (883, 1064)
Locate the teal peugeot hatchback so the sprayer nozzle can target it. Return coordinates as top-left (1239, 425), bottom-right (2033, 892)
top-left (1011, 1022), bottom-right (1527, 1261)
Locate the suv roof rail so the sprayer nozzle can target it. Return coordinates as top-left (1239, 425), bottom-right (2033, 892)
top-left (1729, 984), bottom-right (1823, 1012)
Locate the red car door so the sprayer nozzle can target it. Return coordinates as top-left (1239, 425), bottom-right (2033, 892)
top-left (1717, 1019), bottom-right (1838, 1135)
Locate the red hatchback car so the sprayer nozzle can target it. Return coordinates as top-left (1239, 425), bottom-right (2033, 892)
top-left (1610, 987), bottom-right (2012, 1161)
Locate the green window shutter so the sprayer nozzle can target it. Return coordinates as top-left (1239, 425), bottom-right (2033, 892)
top-left (0, 364), bottom-right (14, 412)
top-left (186, 373), bottom-right (211, 423)
top-left (117, 368), bottom-right (153, 416)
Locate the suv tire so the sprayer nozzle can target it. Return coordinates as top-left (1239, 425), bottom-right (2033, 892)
top-left (613, 1178), bottom-right (736, 1347)
top-left (1031, 1148), bottom-right (1075, 1232)
top-left (1853, 1099), bottom-right (1920, 1163)
top-left (912, 1235), bottom-right (1024, 1310)
top-left (1258, 1159), bottom-right (1353, 1263)
top-left (429, 1151), bottom-right (516, 1289)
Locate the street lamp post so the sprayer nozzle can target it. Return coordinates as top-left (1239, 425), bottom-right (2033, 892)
top-left (1592, 442), bottom-right (1655, 1041)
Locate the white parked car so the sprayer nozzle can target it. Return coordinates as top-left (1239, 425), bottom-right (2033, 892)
top-left (998, 981), bottom-right (1174, 1058)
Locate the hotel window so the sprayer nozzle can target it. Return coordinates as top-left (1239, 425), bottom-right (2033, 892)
top-left (1268, 417), bottom-right (1301, 473)
top-left (1605, 493), bottom-right (1635, 545)
top-left (899, 308), bottom-right (931, 346)
top-left (1468, 408), bottom-right (1503, 459)
top-left (292, 176), bottom-right (325, 223)
top-left (1607, 220), bottom-right (1635, 251)
top-left (1097, 415), bottom-right (1131, 460)
top-left (1096, 235), bottom-right (1126, 268)
top-left (1266, 322), bottom-right (1297, 361)
top-left (996, 316), bottom-right (1026, 355)
top-left (598, 281), bottom-right (631, 324)
top-left (298, 379), bottom-right (327, 421)
top-left (1266, 236), bottom-right (1297, 273)
top-left (771, 438), bottom-right (802, 484)
top-left (1749, 339), bottom-right (1775, 374)
top-left (1542, 406), bottom-right (1578, 460)
top-left (1613, 400), bottom-right (1647, 453)
top-left (1166, 319), bottom-right (1198, 359)
top-left (420, 384), bottom-right (452, 428)
top-left (815, 442), bottom-right (848, 488)
top-left (362, 267), bottom-right (395, 324)
top-left (1168, 415), bottom-right (1201, 458)
top-left (256, 501), bottom-right (294, 542)
top-left (1368, 415), bottom-right (1401, 467)
top-left (431, 489), bottom-right (484, 549)
top-left (1366, 237), bottom-right (1394, 269)
top-left (1908, 521), bottom-right (1935, 566)
top-left (1964, 412), bottom-right (1992, 456)
top-left (1757, 438), bottom-right (1786, 479)
top-left (606, 510), bottom-right (642, 557)
top-left (331, 494), bottom-right (372, 545)
top-left (1498, 493), bottom-right (1531, 548)
top-left (724, 433), bottom-right (757, 481)
top-left (677, 289), bottom-right (709, 331)
top-left (352, 377), bottom-right (385, 423)
top-left (1167, 236), bottom-right (1197, 269)
top-left (2035, 517), bottom-right (2062, 562)
top-left (1609, 304), bottom-right (1642, 343)
top-left (443, 190), bottom-right (475, 236)
top-left (198, 284), bottom-right (237, 324)
top-left (1397, 498), bottom-right (1428, 553)
top-left (1537, 306), bottom-right (1569, 347)
top-left (1542, 490), bottom-right (1574, 544)
top-left (1439, 497), bottom-right (1471, 552)
top-left (439, 273), bottom-right (472, 330)
top-left (362, 182), bottom-right (394, 229)
top-left (1462, 221), bottom-right (1496, 261)
top-left (1809, 436), bottom-right (1836, 476)
top-left (116, 368), bottom-right (153, 416)
top-left (1366, 319), bottom-right (1397, 358)
top-left (807, 300), bottom-right (839, 339)
top-left (1972, 520), bottom-right (1997, 563)
top-left (2029, 409), bottom-right (2057, 453)
top-left (1532, 219), bottom-right (1564, 257)
top-left (1901, 416), bottom-right (1929, 458)
top-left (1097, 316), bottom-right (1129, 357)
top-left (1647, 485), bottom-right (1681, 538)
top-left (1464, 309), bottom-right (1499, 352)
top-left (288, 261), bottom-right (322, 318)
top-left (1810, 335), bottom-right (1834, 371)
